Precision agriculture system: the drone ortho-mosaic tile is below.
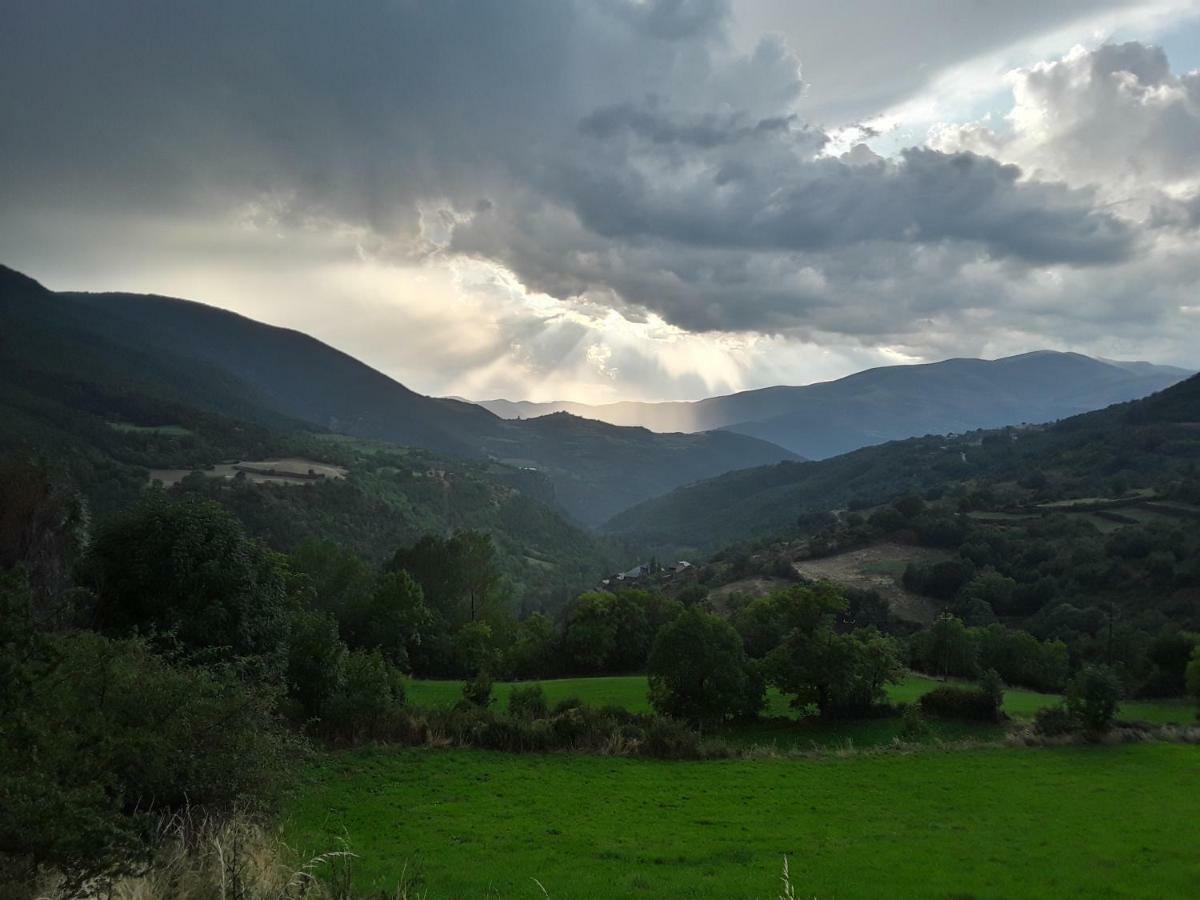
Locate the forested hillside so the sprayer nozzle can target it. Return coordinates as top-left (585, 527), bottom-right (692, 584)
top-left (606, 374), bottom-right (1200, 553)
top-left (0, 265), bottom-right (795, 525)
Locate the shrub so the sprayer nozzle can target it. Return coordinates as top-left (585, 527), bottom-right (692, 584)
top-left (0, 583), bottom-right (294, 891)
top-left (1187, 646), bottom-right (1200, 718)
top-left (1033, 705), bottom-right (1076, 737)
top-left (642, 717), bottom-right (703, 759)
top-left (552, 696), bottom-right (585, 715)
top-left (322, 649), bottom-right (406, 743)
top-left (918, 685), bottom-right (1000, 722)
top-left (285, 609), bottom-right (346, 718)
top-left (898, 704), bottom-right (930, 741)
top-left (1066, 664), bottom-right (1121, 736)
top-left (507, 683), bottom-right (549, 720)
top-left (461, 670), bottom-right (495, 708)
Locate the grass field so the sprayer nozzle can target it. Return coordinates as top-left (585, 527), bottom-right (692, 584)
top-left (284, 743), bottom-right (1200, 898)
top-left (406, 674), bottom-right (1194, 733)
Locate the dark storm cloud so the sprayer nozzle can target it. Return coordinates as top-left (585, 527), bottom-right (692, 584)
top-left (0, 0), bottom-right (1175, 344)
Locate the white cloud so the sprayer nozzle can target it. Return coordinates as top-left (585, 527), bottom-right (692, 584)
top-left (2, 1), bottom-right (1198, 406)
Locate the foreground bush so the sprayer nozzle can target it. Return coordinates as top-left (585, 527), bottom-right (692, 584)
top-left (918, 684), bottom-right (1003, 722)
top-left (0, 577), bottom-right (295, 892)
top-left (29, 809), bottom-right (419, 900)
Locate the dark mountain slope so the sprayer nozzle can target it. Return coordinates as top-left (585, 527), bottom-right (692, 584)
top-left (604, 373), bottom-right (1200, 554)
top-left (1, 265), bottom-right (795, 524)
top-left (479, 351), bottom-right (1190, 458)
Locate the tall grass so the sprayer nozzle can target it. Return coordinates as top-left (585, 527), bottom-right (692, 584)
top-left (30, 810), bottom-right (422, 900)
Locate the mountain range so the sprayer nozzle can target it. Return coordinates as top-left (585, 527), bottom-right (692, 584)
top-left (604, 371), bottom-right (1200, 555)
top-left (476, 353), bottom-right (1191, 459)
top-left (0, 265), bottom-right (793, 526)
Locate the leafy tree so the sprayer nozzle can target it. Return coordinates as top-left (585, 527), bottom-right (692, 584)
top-left (913, 614), bottom-right (978, 678)
top-left (455, 620), bottom-right (500, 676)
top-left (285, 609), bottom-right (346, 718)
top-left (0, 458), bottom-right (89, 620)
top-left (1185, 646), bottom-right (1200, 717)
top-left (563, 593), bottom-right (619, 673)
top-left (1067, 664), bottom-right (1122, 735)
top-left (647, 609), bottom-right (763, 725)
top-left (973, 624), bottom-right (1068, 693)
top-left (86, 493), bottom-right (292, 658)
top-left (389, 530), bottom-right (503, 624)
top-left (506, 612), bottom-right (558, 678)
top-left (1140, 630), bottom-right (1199, 697)
top-left (323, 648), bottom-right (406, 740)
top-left (769, 622), bottom-right (903, 718)
top-left (892, 494), bottom-right (927, 519)
top-left (960, 570), bottom-right (1018, 616)
top-left (290, 539), bottom-right (374, 621)
top-left (344, 570), bottom-right (433, 670)
top-left (733, 583), bottom-right (846, 660)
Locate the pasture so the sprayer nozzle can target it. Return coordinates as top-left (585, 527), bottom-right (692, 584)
top-left (284, 743), bottom-right (1200, 898)
top-left (147, 456), bottom-right (348, 486)
top-left (406, 673), bottom-right (1194, 734)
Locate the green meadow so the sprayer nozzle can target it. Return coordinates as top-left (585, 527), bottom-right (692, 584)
top-left (407, 674), bottom-right (1194, 728)
top-left (284, 743), bottom-right (1200, 898)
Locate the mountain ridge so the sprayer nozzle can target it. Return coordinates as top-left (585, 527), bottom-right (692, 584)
top-left (0, 264), bottom-right (796, 526)
top-left (602, 372), bottom-right (1200, 555)
top-left (475, 352), bottom-right (1192, 459)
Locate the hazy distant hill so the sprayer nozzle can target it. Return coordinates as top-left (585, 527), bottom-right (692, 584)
top-left (478, 352), bottom-right (1191, 458)
top-left (0, 265), bottom-right (794, 525)
top-left (604, 372), bottom-right (1200, 555)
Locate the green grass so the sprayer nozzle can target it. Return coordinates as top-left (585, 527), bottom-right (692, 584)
top-left (284, 743), bottom-right (1200, 898)
top-left (106, 421), bottom-right (192, 436)
top-left (407, 674), bottom-right (1195, 730)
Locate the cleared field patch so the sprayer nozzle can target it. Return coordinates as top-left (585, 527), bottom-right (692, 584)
top-left (148, 457), bottom-right (348, 487)
top-left (283, 744), bottom-right (1200, 898)
top-left (107, 421), bottom-right (192, 436)
top-left (792, 542), bottom-right (943, 624)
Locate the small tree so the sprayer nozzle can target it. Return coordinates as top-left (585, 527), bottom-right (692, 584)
top-left (1066, 664), bottom-right (1121, 736)
top-left (86, 494), bottom-right (291, 658)
top-left (462, 670), bottom-right (494, 708)
top-left (647, 609), bottom-right (762, 725)
top-left (507, 683), bottom-right (548, 719)
top-left (285, 609), bottom-right (346, 718)
top-left (979, 668), bottom-right (1005, 721)
top-left (1185, 646), bottom-right (1200, 719)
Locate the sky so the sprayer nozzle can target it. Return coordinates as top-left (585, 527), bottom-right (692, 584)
top-left (2, 1), bottom-right (1199, 403)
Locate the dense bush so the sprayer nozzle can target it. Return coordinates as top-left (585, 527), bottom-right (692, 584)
top-left (507, 683), bottom-right (549, 720)
top-left (1066, 664), bottom-right (1122, 735)
top-left (1032, 705), bottom-right (1076, 737)
top-left (1188, 647), bottom-right (1200, 716)
top-left (461, 670), bottom-right (495, 708)
top-left (320, 649), bottom-right (407, 744)
top-left (918, 684), bottom-right (1002, 722)
top-left (0, 574), bottom-right (294, 890)
top-left (910, 616), bottom-right (1069, 692)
